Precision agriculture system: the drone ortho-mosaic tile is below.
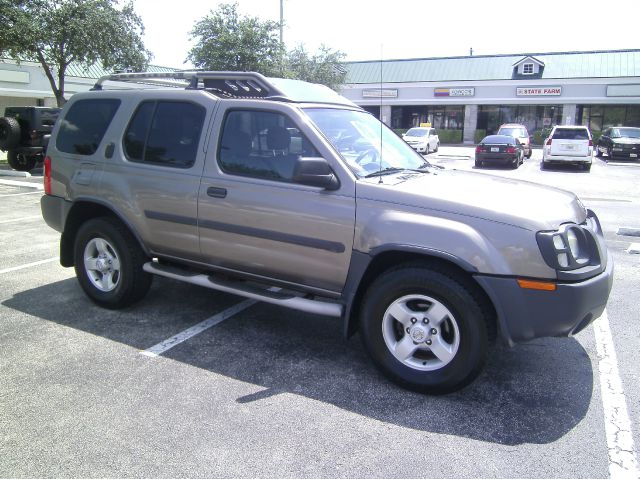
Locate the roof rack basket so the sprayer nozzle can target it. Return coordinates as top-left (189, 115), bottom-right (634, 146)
top-left (92, 71), bottom-right (288, 99)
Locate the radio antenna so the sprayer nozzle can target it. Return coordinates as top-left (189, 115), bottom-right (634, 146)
top-left (378, 44), bottom-right (384, 183)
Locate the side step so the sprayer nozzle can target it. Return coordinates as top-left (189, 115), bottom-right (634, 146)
top-left (143, 262), bottom-right (343, 318)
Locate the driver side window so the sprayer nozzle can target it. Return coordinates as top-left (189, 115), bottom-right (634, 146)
top-left (218, 110), bottom-right (321, 182)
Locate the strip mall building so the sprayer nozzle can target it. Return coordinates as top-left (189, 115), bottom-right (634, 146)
top-left (341, 49), bottom-right (640, 143)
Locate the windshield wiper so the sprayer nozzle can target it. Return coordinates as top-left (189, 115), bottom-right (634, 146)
top-left (364, 167), bottom-right (405, 178)
top-left (364, 166), bottom-right (432, 178)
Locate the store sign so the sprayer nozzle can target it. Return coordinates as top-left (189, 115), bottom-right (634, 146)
top-left (434, 88), bottom-right (475, 97)
top-left (606, 84), bottom-right (640, 97)
top-left (516, 87), bottom-right (562, 96)
top-left (362, 89), bottom-right (398, 98)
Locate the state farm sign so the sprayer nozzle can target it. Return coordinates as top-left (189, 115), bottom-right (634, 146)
top-left (516, 87), bottom-right (562, 96)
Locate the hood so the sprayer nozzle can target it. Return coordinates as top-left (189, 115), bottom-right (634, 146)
top-left (403, 135), bottom-right (426, 142)
top-left (357, 168), bottom-right (586, 231)
top-left (612, 137), bottom-right (640, 145)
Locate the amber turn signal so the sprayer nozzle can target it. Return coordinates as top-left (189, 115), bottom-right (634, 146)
top-left (517, 279), bottom-right (557, 291)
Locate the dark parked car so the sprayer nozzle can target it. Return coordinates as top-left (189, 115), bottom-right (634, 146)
top-left (595, 127), bottom-right (640, 160)
top-left (475, 134), bottom-right (524, 168)
top-left (0, 106), bottom-right (61, 171)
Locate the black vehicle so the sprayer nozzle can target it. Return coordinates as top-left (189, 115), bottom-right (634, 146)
top-left (596, 127), bottom-right (640, 160)
top-left (475, 134), bottom-right (524, 168)
top-left (0, 106), bottom-right (61, 171)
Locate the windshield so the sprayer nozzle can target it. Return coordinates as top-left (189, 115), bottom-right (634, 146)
top-left (304, 108), bottom-right (428, 178)
top-left (498, 127), bottom-right (527, 137)
top-left (614, 128), bottom-right (640, 139)
top-left (405, 128), bottom-right (428, 137)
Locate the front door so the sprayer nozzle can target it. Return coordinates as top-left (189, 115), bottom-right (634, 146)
top-left (198, 105), bottom-right (355, 294)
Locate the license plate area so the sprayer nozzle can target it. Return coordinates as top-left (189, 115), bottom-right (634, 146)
top-left (491, 147), bottom-right (500, 152)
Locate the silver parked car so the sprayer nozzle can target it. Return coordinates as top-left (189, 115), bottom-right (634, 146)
top-left (41, 71), bottom-right (613, 394)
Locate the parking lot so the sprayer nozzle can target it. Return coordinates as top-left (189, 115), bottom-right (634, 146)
top-left (1, 149), bottom-right (639, 478)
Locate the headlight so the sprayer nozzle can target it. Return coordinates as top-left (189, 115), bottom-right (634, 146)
top-left (537, 224), bottom-right (598, 271)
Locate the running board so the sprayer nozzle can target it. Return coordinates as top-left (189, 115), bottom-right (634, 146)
top-left (143, 262), bottom-right (343, 318)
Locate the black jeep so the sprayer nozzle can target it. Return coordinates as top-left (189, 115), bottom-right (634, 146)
top-left (0, 106), bottom-right (61, 171)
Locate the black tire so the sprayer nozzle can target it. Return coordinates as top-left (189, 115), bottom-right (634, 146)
top-left (359, 266), bottom-right (491, 394)
top-left (434, 142), bottom-right (439, 152)
top-left (0, 117), bottom-right (21, 150)
top-left (7, 150), bottom-right (37, 172)
top-left (425, 144), bottom-right (430, 155)
top-left (541, 160), bottom-right (548, 170)
top-left (474, 159), bottom-right (481, 168)
top-left (74, 217), bottom-right (152, 309)
top-left (583, 163), bottom-right (592, 172)
top-left (526, 149), bottom-right (532, 159)
top-left (607, 146), bottom-right (613, 158)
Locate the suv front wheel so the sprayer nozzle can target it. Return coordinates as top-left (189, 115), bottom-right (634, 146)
top-left (74, 217), bottom-right (152, 309)
top-left (359, 265), bottom-right (490, 394)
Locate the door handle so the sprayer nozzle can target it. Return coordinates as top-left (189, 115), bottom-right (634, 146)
top-left (207, 187), bottom-right (227, 198)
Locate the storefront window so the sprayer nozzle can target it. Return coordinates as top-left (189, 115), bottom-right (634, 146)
top-left (578, 105), bottom-right (640, 132)
top-left (390, 105), bottom-right (464, 130)
top-left (477, 105), bottom-right (562, 137)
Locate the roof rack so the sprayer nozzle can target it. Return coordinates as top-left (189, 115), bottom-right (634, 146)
top-left (92, 71), bottom-right (288, 100)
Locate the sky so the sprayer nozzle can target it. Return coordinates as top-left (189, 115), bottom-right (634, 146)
top-left (132, 0), bottom-right (640, 69)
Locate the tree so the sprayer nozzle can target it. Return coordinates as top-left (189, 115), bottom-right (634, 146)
top-left (187, 2), bottom-right (348, 91)
top-left (285, 45), bottom-right (347, 92)
top-left (0, 0), bottom-right (151, 106)
top-left (188, 2), bottom-right (284, 76)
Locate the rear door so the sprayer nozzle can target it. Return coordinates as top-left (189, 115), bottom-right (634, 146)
top-left (550, 128), bottom-right (590, 156)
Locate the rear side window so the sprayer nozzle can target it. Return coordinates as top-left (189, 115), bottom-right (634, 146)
top-left (124, 101), bottom-right (206, 168)
top-left (56, 99), bottom-right (120, 155)
top-left (552, 128), bottom-right (590, 140)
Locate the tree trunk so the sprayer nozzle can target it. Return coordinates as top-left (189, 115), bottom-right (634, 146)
top-left (36, 50), bottom-right (67, 107)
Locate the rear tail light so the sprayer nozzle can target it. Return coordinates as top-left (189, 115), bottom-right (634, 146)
top-left (588, 139), bottom-right (593, 146)
top-left (475, 146), bottom-right (483, 153)
top-left (44, 156), bottom-right (51, 195)
top-left (546, 139), bottom-right (552, 146)
top-left (506, 147), bottom-right (516, 154)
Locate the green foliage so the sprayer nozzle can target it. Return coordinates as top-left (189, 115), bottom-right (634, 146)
top-left (393, 129), bottom-right (409, 137)
top-left (438, 129), bottom-right (462, 144)
top-left (474, 129), bottom-right (487, 143)
top-left (187, 3), bottom-right (347, 91)
top-left (0, 0), bottom-right (150, 106)
top-left (188, 2), bottom-right (284, 76)
top-left (532, 128), bottom-right (552, 145)
top-left (285, 44), bottom-right (346, 91)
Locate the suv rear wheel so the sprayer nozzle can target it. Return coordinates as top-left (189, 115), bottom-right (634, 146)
top-left (74, 217), bottom-right (152, 309)
top-left (359, 266), bottom-right (490, 394)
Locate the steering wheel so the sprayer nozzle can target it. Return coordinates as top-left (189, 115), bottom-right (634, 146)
top-left (356, 148), bottom-right (380, 166)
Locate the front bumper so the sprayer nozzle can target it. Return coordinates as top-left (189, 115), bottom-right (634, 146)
top-left (407, 144), bottom-right (428, 153)
top-left (474, 257), bottom-right (614, 346)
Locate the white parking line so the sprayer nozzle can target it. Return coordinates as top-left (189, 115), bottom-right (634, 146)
top-left (0, 215), bottom-right (42, 224)
top-left (0, 191), bottom-right (43, 197)
top-left (0, 178), bottom-right (43, 190)
top-left (593, 310), bottom-right (639, 478)
top-left (140, 298), bottom-right (257, 357)
top-left (0, 257), bottom-right (59, 275)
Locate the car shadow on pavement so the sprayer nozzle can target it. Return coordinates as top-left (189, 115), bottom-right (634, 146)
top-left (3, 276), bottom-right (594, 446)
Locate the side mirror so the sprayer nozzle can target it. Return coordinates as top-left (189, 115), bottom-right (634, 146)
top-left (292, 157), bottom-right (340, 190)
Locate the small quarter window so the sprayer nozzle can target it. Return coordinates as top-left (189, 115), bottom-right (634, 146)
top-left (523, 63), bottom-right (534, 74)
top-left (56, 99), bottom-right (120, 155)
top-left (124, 101), bottom-right (205, 168)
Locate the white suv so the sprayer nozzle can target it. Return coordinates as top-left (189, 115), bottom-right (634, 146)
top-left (542, 126), bottom-right (593, 171)
top-left (402, 127), bottom-right (440, 154)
